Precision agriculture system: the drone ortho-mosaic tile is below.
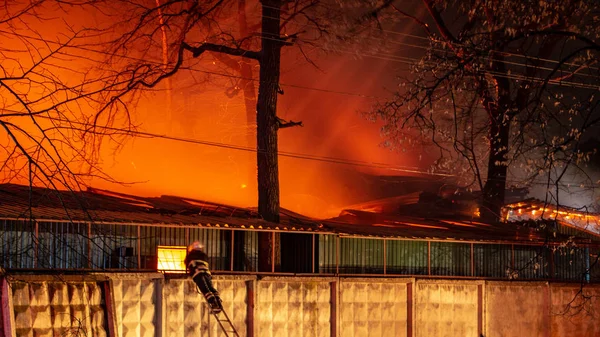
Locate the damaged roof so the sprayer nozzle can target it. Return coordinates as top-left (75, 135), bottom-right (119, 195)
top-left (0, 183), bottom-right (598, 245)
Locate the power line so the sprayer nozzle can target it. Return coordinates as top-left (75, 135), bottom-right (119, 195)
top-left (4, 8), bottom-right (600, 83)
top-left (259, 3), bottom-right (600, 72)
top-left (33, 114), bottom-right (453, 177)
top-left (4, 108), bottom-right (598, 187)
top-left (2, 20), bottom-right (599, 91)
top-left (16, 112), bottom-right (600, 188)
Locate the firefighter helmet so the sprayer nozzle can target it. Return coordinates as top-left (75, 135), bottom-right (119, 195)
top-left (187, 241), bottom-right (205, 253)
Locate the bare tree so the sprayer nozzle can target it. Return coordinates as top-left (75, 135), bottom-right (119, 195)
top-left (2, 0), bottom-right (389, 271)
top-left (0, 1), bottom-right (134, 195)
top-left (369, 0), bottom-right (600, 222)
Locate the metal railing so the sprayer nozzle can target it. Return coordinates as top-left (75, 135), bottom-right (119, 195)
top-left (0, 219), bottom-right (598, 282)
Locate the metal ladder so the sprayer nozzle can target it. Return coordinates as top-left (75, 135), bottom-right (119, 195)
top-left (206, 302), bottom-right (240, 337)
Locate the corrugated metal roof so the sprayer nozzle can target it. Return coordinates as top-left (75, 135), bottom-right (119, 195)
top-left (0, 184), bottom-right (598, 245)
top-left (0, 184), bottom-right (323, 232)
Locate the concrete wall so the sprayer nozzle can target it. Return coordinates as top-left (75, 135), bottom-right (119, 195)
top-left (486, 282), bottom-right (548, 336)
top-left (257, 277), bottom-right (332, 337)
top-left (6, 276), bottom-right (108, 337)
top-left (111, 274), bottom-right (161, 337)
top-left (415, 280), bottom-right (480, 337)
top-left (163, 275), bottom-right (251, 337)
top-left (4, 274), bottom-right (600, 337)
top-left (339, 278), bottom-right (411, 337)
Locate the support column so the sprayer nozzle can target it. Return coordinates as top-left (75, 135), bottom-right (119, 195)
top-left (330, 281), bottom-right (338, 337)
top-left (101, 281), bottom-right (118, 337)
top-left (246, 279), bottom-right (255, 337)
top-left (1, 277), bottom-right (15, 337)
top-left (407, 281), bottom-right (413, 337)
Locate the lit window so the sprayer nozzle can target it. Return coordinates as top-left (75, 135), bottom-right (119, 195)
top-left (157, 245), bottom-right (187, 273)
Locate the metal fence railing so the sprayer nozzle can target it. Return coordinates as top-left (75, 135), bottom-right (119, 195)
top-left (1, 219), bottom-right (598, 282)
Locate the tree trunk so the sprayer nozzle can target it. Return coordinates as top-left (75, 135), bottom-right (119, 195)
top-left (481, 110), bottom-right (510, 223)
top-left (256, 0), bottom-right (282, 223)
top-left (256, 0), bottom-right (282, 271)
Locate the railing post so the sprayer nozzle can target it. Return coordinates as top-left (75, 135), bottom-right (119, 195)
top-left (549, 246), bottom-right (555, 280)
top-left (470, 243), bottom-right (474, 277)
top-left (34, 221), bottom-right (39, 268)
top-left (427, 241), bottom-right (431, 276)
top-left (271, 231), bottom-right (275, 273)
top-left (137, 225), bottom-right (142, 269)
top-left (383, 239), bottom-right (387, 275)
top-left (312, 234), bottom-right (315, 274)
top-left (585, 247), bottom-right (591, 283)
top-left (230, 230), bottom-right (235, 272)
top-left (511, 244), bottom-right (515, 271)
top-left (336, 236), bottom-right (340, 275)
top-left (87, 222), bottom-right (92, 269)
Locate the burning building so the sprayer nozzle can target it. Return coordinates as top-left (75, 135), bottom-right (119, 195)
top-left (1, 183), bottom-right (600, 336)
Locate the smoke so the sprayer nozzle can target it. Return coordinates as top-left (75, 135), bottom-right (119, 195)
top-left (89, 51), bottom-right (428, 218)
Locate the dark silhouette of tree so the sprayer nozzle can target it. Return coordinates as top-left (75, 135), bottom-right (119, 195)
top-left (370, 0), bottom-right (600, 222)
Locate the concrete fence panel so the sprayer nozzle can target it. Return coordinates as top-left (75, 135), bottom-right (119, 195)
top-left (485, 282), bottom-right (549, 337)
top-left (339, 278), bottom-right (412, 337)
top-left (9, 277), bottom-right (106, 337)
top-left (550, 284), bottom-right (600, 337)
top-left (110, 274), bottom-right (162, 337)
top-left (415, 279), bottom-right (480, 337)
top-left (162, 276), bottom-right (252, 337)
top-left (6, 274), bottom-right (600, 337)
top-left (256, 277), bottom-right (332, 337)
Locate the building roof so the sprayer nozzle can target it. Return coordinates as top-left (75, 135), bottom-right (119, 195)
top-left (0, 184), bottom-right (598, 245)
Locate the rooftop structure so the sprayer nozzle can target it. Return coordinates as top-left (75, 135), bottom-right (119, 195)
top-left (0, 183), bottom-right (598, 281)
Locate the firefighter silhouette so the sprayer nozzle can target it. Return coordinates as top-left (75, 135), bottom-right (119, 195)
top-left (185, 241), bottom-right (223, 313)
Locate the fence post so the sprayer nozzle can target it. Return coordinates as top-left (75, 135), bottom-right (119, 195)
top-left (477, 284), bottom-right (483, 336)
top-left (247, 279), bottom-right (255, 337)
top-left (1, 277), bottom-right (15, 336)
top-left (330, 281), bottom-right (338, 337)
top-left (407, 281), bottom-right (413, 337)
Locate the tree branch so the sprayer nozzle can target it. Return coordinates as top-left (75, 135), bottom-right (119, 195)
top-left (276, 117), bottom-right (303, 129)
top-left (182, 42), bottom-right (260, 60)
top-left (391, 4), bottom-right (432, 36)
top-left (422, 0), bottom-right (458, 43)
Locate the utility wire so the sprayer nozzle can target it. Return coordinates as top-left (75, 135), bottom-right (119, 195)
top-left (17, 113), bottom-right (599, 188)
top-left (258, 3), bottom-right (600, 72)
top-left (2, 17), bottom-right (599, 89)
top-left (32, 114), bottom-right (453, 177)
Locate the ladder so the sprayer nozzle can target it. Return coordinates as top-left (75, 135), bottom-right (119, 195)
top-left (206, 303), bottom-right (240, 337)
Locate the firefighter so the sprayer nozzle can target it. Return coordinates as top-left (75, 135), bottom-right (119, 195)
top-left (185, 241), bottom-right (223, 313)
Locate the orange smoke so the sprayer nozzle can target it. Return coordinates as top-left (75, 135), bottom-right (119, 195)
top-left (84, 51), bottom-right (422, 219)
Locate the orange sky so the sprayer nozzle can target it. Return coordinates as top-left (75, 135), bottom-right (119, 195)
top-left (1, 1), bottom-right (433, 219)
